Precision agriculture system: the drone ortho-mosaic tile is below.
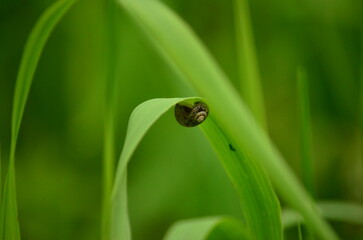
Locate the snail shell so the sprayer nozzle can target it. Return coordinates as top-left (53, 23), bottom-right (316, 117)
top-left (174, 101), bottom-right (209, 127)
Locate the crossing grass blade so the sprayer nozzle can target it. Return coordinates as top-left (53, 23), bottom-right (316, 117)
top-left (163, 216), bottom-right (249, 240)
top-left (116, 0), bottom-right (338, 239)
top-left (282, 201), bottom-right (363, 229)
top-left (233, 0), bottom-right (267, 130)
top-left (0, 0), bottom-right (76, 239)
top-left (111, 98), bottom-right (282, 240)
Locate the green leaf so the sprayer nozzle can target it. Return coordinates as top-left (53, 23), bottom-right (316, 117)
top-left (111, 98), bottom-right (282, 240)
top-left (283, 201), bottom-right (363, 229)
top-left (164, 217), bottom-right (249, 240)
top-left (0, 0), bottom-right (77, 239)
top-left (233, 0), bottom-right (267, 130)
top-left (111, 98), bottom-right (189, 240)
top-left (200, 117), bottom-right (281, 239)
top-left (116, 1), bottom-right (338, 239)
top-left (11, 0), bottom-right (76, 154)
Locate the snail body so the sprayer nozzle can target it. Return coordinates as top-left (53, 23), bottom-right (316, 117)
top-left (174, 101), bottom-right (209, 127)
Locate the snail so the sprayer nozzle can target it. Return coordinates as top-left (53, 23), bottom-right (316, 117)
top-left (174, 101), bottom-right (209, 127)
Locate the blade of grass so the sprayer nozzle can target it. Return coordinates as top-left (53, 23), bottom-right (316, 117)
top-left (0, 148), bottom-right (1, 236)
top-left (360, 29), bottom-right (363, 184)
top-left (0, 0), bottom-right (76, 239)
top-left (0, 172), bottom-right (20, 240)
top-left (111, 98), bottom-right (282, 240)
top-left (11, 0), bottom-right (76, 158)
top-left (297, 68), bottom-right (315, 197)
top-left (102, 0), bottom-right (120, 238)
top-left (111, 98), bottom-right (187, 240)
top-left (116, 1), bottom-right (338, 239)
top-left (0, 146), bottom-right (2, 199)
top-left (282, 201), bottom-right (363, 229)
top-left (297, 222), bottom-right (303, 240)
top-left (163, 216), bottom-right (249, 240)
top-left (200, 117), bottom-right (281, 239)
top-left (233, 0), bottom-right (267, 130)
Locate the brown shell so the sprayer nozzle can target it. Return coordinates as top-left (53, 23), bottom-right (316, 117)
top-left (174, 101), bottom-right (209, 127)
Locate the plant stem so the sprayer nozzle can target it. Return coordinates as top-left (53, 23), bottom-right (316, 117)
top-left (297, 68), bottom-right (315, 198)
top-left (233, 0), bottom-right (267, 130)
top-left (102, 0), bottom-right (119, 238)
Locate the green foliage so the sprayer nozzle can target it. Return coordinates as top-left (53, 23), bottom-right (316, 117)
top-left (283, 201), bottom-right (363, 228)
top-left (1, 0), bottom-right (362, 239)
top-left (233, 0), bottom-right (267, 130)
top-left (116, 0), bottom-right (337, 239)
top-left (297, 68), bottom-right (315, 197)
top-left (0, 172), bottom-right (20, 240)
top-left (0, 0), bottom-right (76, 239)
top-left (10, 0), bottom-right (76, 153)
top-left (164, 217), bottom-right (248, 240)
top-left (111, 98), bottom-right (185, 240)
top-left (110, 98), bottom-right (281, 240)
top-left (200, 116), bottom-right (281, 239)
top-left (102, 0), bottom-right (120, 238)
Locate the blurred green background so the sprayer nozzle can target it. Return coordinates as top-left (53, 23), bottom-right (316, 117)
top-left (1, 0), bottom-right (362, 239)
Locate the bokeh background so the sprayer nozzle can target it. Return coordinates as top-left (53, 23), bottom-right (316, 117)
top-left (1, 0), bottom-right (362, 239)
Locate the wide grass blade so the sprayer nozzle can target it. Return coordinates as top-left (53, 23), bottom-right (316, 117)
top-left (282, 201), bottom-right (363, 229)
top-left (233, 0), bottom-right (267, 130)
top-left (111, 98), bottom-right (282, 240)
top-left (111, 98), bottom-right (188, 240)
top-left (297, 68), bottom-right (315, 197)
top-left (200, 117), bottom-right (281, 239)
top-left (0, 0), bottom-right (76, 239)
top-left (116, 0), bottom-right (338, 239)
top-left (164, 217), bottom-right (249, 240)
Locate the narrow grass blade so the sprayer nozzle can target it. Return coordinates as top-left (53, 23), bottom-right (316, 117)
top-left (102, 0), bottom-right (120, 238)
top-left (297, 68), bottom-right (315, 197)
top-left (360, 30), bottom-right (363, 183)
top-left (164, 217), bottom-right (249, 240)
top-left (11, 0), bottom-right (76, 156)
top-left (0, 172), bottom-right (20, 240)
top-left (297, 223), bottom-right (303, 240)
top-left (111, 98), bottom-right (282, 240)
top-left (0, 146), bottom-right (2, 199)
top-left (116, 1), bottom-right (338, 239)
top-left (1, 0), bottom-right (76, 239)
top-left (282, 201), bottom-right (363, 229)
top-left (233, 0), bottom-right (267, 130)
